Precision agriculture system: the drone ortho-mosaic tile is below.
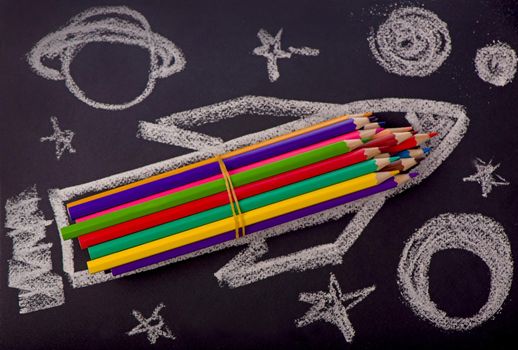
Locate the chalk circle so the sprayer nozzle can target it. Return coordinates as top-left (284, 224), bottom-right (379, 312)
top-left (368, 7), bottom-right (451, 77)
top-left (475, 41), bottom-right (517, 87)
top-left (28, 6), bottom-right (186, 110)
top-left (397, 213), bottom-right (513, 331)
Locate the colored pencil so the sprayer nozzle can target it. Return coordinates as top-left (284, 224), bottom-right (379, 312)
top-left (363, 121), bottom-right (385, 129)
top-left (385, 133), bottom-right (437, 153)
top-left (362, 132), bottom-right (413, 148)
top-left (68, 117), bottom-right (371, 220)
top-left (383, 158), bottom-right (418, 171)
top-left (374, 153), bottom-right (391, 158)
top-left (111, 173), bottom-right (418, 276)
top-left (397, 147), bottom-right (430, 160)
top-left (87, 171), bottom-right (399, 273)
top-left (62, 139), bottom-right (364, 239)
top-left (75, 128), bottom-right (381, 223)
top-left (88, 157), bottom-right (398, 259)
top-left (67, 112), bottom-right (372, 209)
top-left (78, 147), bottom-right (383, 249)
top-left (372, 127), bottom-right (413, 139)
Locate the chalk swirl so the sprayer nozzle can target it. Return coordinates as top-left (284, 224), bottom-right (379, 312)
top-left (475, 41), bottom-right (517, 87)
top-left (368, 7), bottom-right (451, 77)
top-left (398, 213), bottom-right (513, 331)
top-left (27, 6), bottom-right (186, 110)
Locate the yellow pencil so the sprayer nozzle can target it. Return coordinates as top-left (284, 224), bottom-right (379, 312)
top-left (68, 112), bottom-right (372, 208)
top-left (87, 170), bottom-right (397, 273)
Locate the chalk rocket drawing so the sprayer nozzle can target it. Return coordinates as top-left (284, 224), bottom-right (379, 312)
top-left (368, 7), bottom-right (451, 77)
top-left (48, 96), bottom-right (469, 290)
top-left (253, 28), bottom-right (319, 82)
top-left (296, 273), bottom-right (375, 343)
top-left (475, 41), bottom-right (517, 87)
top-left (463, 158), bottom-right (509, 198)
top-left (40, 116), bottom-right (76, 160)
top-left (5, 186), bottom-right (65, 313)
top-left (27, 6), bottom-right (186, 110)
top-left (398, 213), bottom-right (513, 330)
top-left (127, 302), bottom-right (175, 344)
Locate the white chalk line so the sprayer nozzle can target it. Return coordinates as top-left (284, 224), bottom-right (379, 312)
top-left (127, 302), bottom-right (175, 344)
top-left (474, 41), bottom-right (517, 87)
top-left (47, 96), bottom-right (468, 290)
top-left (368, 6), bottom-right (451, 77)
top-left (27, 6), bottom-right (186, 110)
top-left (5, 186), bottom-right (65, 313)
top-left (397, 213), bottom-right (513, 330)
top-left (40, 116), bottom-right (76, 160)
top-left (463, 158), bottom-right (510, 198)
top-left (253, 28), bottom-right (320, 82)
top-left (296, 272), bottom-right (375, 343)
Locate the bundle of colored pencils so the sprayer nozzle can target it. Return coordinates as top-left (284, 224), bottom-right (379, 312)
top-left (61, 112), bottom-right (436, 275)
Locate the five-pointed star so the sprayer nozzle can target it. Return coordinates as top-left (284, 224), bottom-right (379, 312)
top-left (253, 28), bottom-right (319, 82)
top-left (463, 158), bottom-right (509, 198)
top-left (296, 273), bottom-right (375, 343)
top-left (127, 303), bottom-right (175, 344)
top-left (40, 116), bottom-right (76, 160)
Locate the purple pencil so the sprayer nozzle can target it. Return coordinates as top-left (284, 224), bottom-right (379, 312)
top-left (69, 117), bottom-right (370, 220)
top-left (111, 173), bottom-right (417, 276)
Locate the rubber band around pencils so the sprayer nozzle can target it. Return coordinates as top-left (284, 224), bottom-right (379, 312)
top-left (215, 156), bottom-right (246, 239)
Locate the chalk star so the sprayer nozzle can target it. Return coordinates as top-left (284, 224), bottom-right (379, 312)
top-left (127, 303), bottom-right (175, 344)
top-left (295, 273), bottom-right (375, 343)
top-left (253, 28), bottom-right (319, 82)
top-left (40, 116), bottom-right (76, 160)
top-left (463, 158), bottom-right (509, 198)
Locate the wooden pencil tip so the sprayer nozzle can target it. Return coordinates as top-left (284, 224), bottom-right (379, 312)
top-left (394, 132), bottom-right (413, 144)
top-left (345, 138), bottom-right (363, 150)
top-left (363, 147), bottom-right (382, 158)
top-left (353, 117), bottom-right (371, 129)
top-left (401, 158), bottom-right (418, 171)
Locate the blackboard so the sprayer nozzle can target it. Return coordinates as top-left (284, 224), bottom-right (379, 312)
top-left (1, 0), bottom-right (517, 349)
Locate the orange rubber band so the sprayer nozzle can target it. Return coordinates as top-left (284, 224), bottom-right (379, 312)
top-left (215, 156), bottom-right (246, 239)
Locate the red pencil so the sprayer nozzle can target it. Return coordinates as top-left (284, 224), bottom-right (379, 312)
top-left (78, 147), bottom-right (383, 249)
top-left (372, 127), bottom-right (413, 139)
top-left (362, 132), bottom-right (413, 148)
top-left (385, 132), bottom-right (437, 154)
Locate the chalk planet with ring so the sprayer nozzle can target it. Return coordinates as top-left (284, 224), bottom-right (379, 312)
top-left (27, 6), bottom-right (186, 110)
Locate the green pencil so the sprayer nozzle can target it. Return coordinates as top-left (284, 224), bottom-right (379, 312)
top-left (88, 157), bottom-right (398, 258)
top-left (62, 139), bottom-right (364, 239)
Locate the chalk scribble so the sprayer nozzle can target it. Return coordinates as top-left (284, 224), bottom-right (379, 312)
top-left (368, 7), bottom-right (451, 77)
top-left (28, 6), bottom-right (186, 110)
top-left (127, 302), bottom-right (175, 344)
top-left (5, 186), bottom-right (65, 313)
top-left (463, 158), bottom-right (509, 198)
top-left (398, 213), bottom-right (513, 330)
top-left (296, 273), bottom-right (375, 343)
top-left (40, 116), bottom-right (76, 160)
top-left (475, 41), bottom-right (517, 86)
top-left (253, 28), bottom-right (319, 82)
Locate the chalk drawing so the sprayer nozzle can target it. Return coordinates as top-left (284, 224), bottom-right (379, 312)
top-left (296, 273), bottom-right (375, 343)
top-left (40, 116), bottom-right (76, 160)
top-left (48, 96), bottom-right (468, 290)
top-left (463, 158), bottom-right (509, 198)
top-left (127, 302), bottom-right (175, 344)
top-left (368, 7), bottom-right (451, 77)
top-left (27, 6), bottom-right (186, 110)
top-left (475, 41), bottom-right (517, 86)
top-left (253, 29), bottom-right (319, 82)
top-left (5, 186), bottom-right (64, 313)
top-left (397, 213), bottom-right (513, 330)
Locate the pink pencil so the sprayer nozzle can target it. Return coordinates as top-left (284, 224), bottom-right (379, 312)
top-left (75, 128), bottom-right (382, 222)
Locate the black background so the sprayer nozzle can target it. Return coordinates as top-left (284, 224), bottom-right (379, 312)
top-left (1, 0), bottom-right (517, 349)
